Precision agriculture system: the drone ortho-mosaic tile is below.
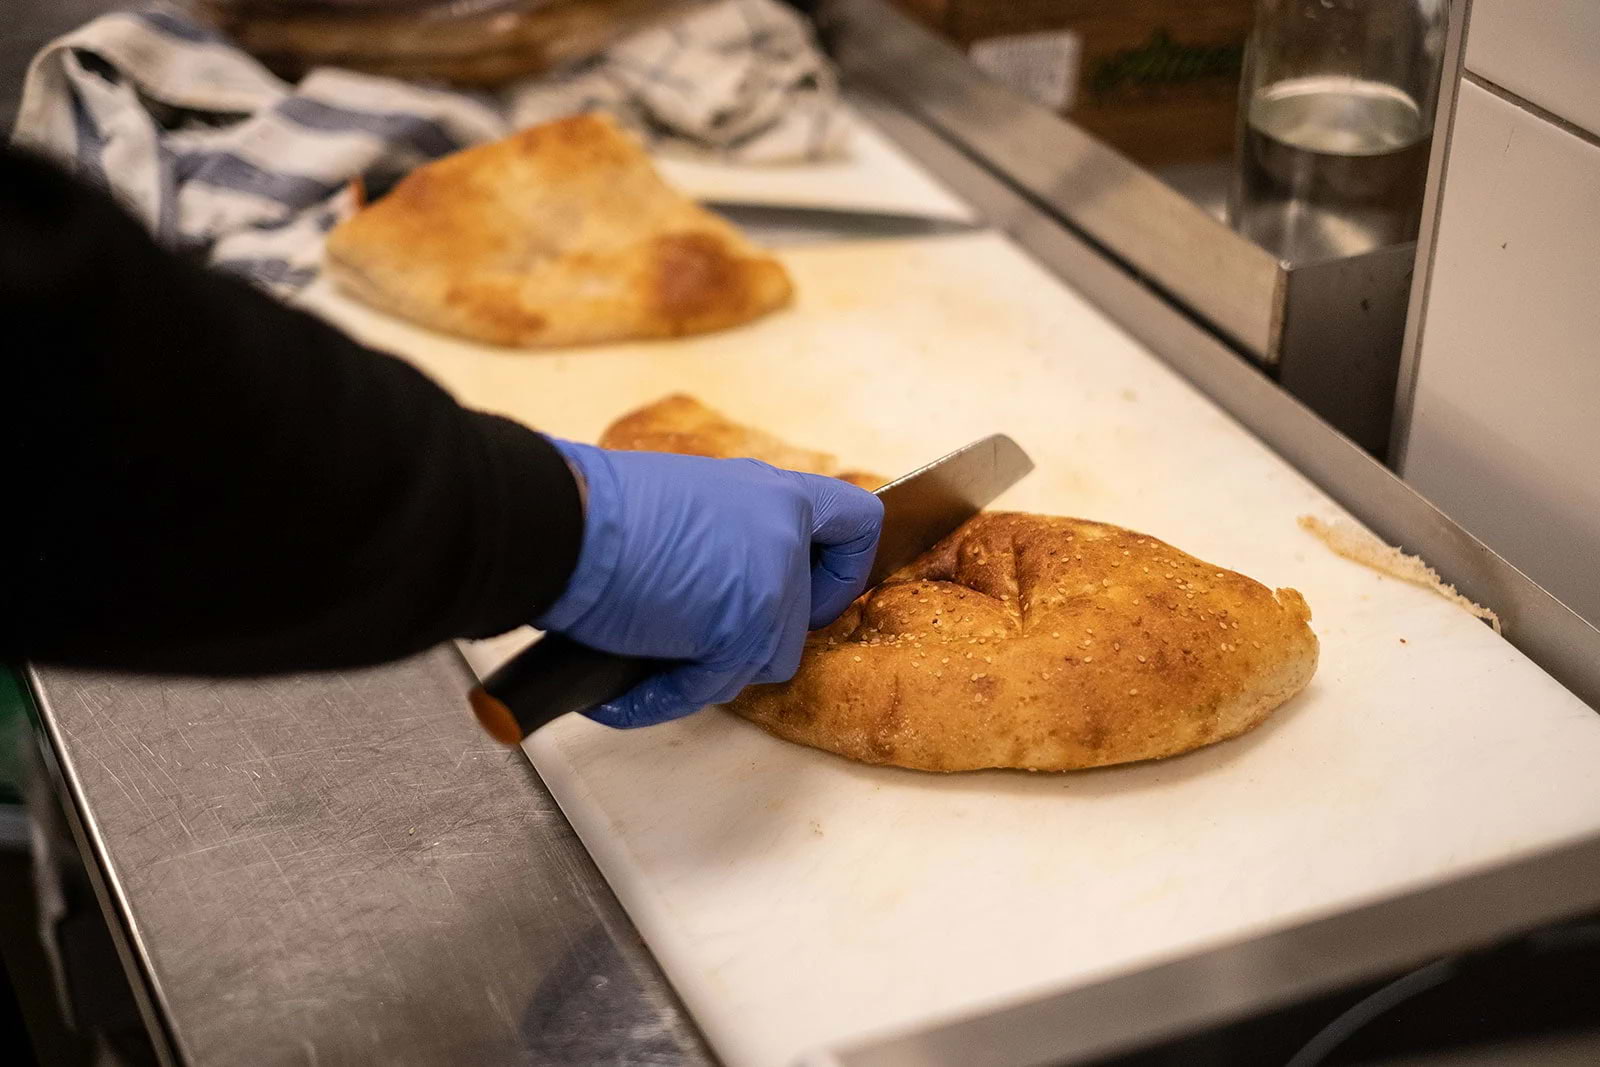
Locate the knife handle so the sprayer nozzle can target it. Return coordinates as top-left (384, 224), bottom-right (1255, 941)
top-left (468, 633), bottom-right (666, 745)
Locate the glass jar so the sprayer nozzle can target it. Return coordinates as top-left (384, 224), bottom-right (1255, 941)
top-left (1228, 0), bottom-right (1448, 264)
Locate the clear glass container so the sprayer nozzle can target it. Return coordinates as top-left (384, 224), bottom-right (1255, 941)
top-left (1228, 0), bottom-right (1448, 264)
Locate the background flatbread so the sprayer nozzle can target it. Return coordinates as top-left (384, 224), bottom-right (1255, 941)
top-left (325, 114), bottom-right (792, 347)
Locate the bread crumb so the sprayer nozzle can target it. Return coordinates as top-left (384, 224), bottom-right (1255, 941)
top-left (1298, 515), bottom-right (1502, 633)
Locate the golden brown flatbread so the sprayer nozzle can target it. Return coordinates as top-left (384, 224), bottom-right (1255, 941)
top-left (736, 513), bottom-right (1318, 772)
top-left (598, 396), bottom-right (1318, 772)
top-left (599, 394), bottom-right (882, 490)
top-left (324, 115), bottom-right (793, 347)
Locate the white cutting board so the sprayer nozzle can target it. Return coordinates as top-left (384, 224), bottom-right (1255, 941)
top-left (299, 122), bottom-right (1600, 1067)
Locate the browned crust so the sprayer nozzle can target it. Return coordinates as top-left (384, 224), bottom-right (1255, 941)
top-left (324, 114), bottom-right (792, 347)
top-left (732, 513), bottom-right (1318, 772)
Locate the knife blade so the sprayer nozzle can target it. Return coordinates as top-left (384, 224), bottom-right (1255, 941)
top-left (468, 434), bottom-right (1034, 745)
top-left (868, 433), bottom-right (1034, 587)
top-left (702, 200), bottom-right (984, 243)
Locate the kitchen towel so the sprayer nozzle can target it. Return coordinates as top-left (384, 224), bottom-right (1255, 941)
top-left (10, 0), bottom-right (849, 293)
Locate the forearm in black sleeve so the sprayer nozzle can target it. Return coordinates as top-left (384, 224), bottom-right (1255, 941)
top-left (1, 148), bottom-right (583, 674)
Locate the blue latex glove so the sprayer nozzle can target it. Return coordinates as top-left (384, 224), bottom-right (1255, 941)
top-left (537, 439), bottom-right (883, 729)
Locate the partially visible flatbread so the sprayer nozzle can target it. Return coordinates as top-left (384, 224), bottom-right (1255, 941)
top-left (325, 114), bottom-right (793, 347)
top-left (599, 394), bottom-right (882, 490)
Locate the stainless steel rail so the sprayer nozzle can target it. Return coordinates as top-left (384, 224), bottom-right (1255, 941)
top-left (818, 0), bottom-right (1283, 361)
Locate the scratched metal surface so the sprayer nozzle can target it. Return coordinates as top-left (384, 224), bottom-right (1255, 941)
top-left (28, 647), bottom-right (714, 1065)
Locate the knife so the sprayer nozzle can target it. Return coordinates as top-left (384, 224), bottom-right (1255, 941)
top-left (702, 200), bottom-right (984, 244)
top-left (468, 434), bottom-right (1034, 745)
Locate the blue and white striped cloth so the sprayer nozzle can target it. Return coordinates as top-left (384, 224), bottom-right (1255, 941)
top-left (10, 1), bottom-right (848, 293)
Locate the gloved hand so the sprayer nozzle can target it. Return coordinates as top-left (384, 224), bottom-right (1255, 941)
top-left (538, 439), bottom-right (883, 729)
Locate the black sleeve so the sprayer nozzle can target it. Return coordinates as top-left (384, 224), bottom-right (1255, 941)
top-left (1, 148), bottom-right (583, 675)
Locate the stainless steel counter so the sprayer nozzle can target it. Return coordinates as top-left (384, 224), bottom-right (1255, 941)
top-left (29, 649), bottom-right (711, 1065)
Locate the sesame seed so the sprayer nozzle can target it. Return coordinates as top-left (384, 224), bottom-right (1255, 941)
top-left (1083, 656), bottom-right (1094, 662)
top-left (985, 656), bottom-right (993, 663)
top-left (1232, 621), bottom-right (1241, 629)
top-left (853, 655), bottom-right (862, 662)
top-left (1128, 688), bottom-right (1139, 696)
top-left (970, 673), bottom-right (980, 681)
top-left (1102, 578), bottom-right (1112, 587)
top-left (1137, 654), bottom-right (1147, 663)
top-left (942, 657), bottom-right (950, 663)
top-left (1113, 642), bottom-right (1121, 651)
top-left (1051, 631), bottom-right (1060, 638)
top-left (1164, 572), bottom-right (1175, 579)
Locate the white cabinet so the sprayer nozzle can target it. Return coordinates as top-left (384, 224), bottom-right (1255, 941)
top-left (1467, 0), bottom-right (1600, 136)
top-left (1402, 81), bottom-right (1600, 622)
